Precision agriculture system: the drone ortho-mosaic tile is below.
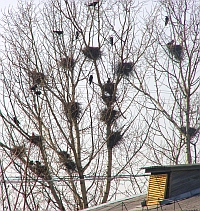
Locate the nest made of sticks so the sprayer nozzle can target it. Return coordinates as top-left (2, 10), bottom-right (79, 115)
top-left (29, 70), bottom-right (46, 86)
top-left (11, 145), bottom-right (26, 157)
top-left (100, 108), bottom-right (118, 124)
top-left (116, 62), bottom-right (133, 76)
top-left (29, 134), bottom-right (42, 147)
top-left (181, 127), bottom-right (198, 137)
top-left (107, 131), bottom-right (123, 149)
top-left (102, 94), bottom-right (116, 106)
top-left (33, 161), bottom-right (49, 179)
top-left (167, 42), bottom-right (184, 61)
top-left (103, 82), bottom-right (114, 95)
top-left (58, 151), bottom-right (77, 172)
top-left (64, 102), bottom-right (82, 119)
top-left (82, 46), bottom-right (101, 60)
top-left (60, 56), bottom-right (75, 69)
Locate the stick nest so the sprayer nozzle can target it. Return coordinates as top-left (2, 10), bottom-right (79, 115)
top-left (167, 43), bottom-right (184, 61)
top-left (30, 161), bottom-right (49, 179)
top-left (107, 131), bottom-right (123, 149)
top-left (58, 151), bottom-right (77, 172)
top-left (29, 70), bottom-right (46, 85)
top-left (82, 46), bottom-right (101, 60)
top-left (64, 102), bottom-right (82, 119)
top-left (100, 108), bottom-right (118, 124)
top-left (11, 145), bottom-right (26, 157)
top-left (103, 82), bottom-right (114, 95)
top-left (29, 134), bottom-right (42, 147)
top-left (60, 56), bottom-right (75, 69)
top-left (181, 127), bottom-right (198, 137)
top-left (102, 95), bottom-right (116, 106)
top-left (116, 62), bottom-right (133, 76)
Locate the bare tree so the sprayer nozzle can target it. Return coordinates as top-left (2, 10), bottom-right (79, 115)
top-left (128, 0), bottom-right (200, 164)
top-left (0, 0), bottom-right (155, 210)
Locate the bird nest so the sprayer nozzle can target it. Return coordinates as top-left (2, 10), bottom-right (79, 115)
top-left (29, 134), bottom-right (42, 147)
top-left (82, 46), bottom-right (101, 60)
top-left (29, 70), bottom-right (46, 86)
top-left (100, 108), bottom-right (118, 124)
top-left (116, 62), bottom-right (133, 76)
top-left (64, 102), bottom-right (82, 119)
top-left (31, 161), bottom-right (49, 179)
top-left (58, 151), bottom-right (77, 172)
top-left (102, 95), bottom-right (116, 106)
top-left (103, 82), bottom-right (114, 95)
top-left (167, 42), bottom-right (184, 61)
top-left (60, 56), bottom-right (75, 69)
top-left (11, 145), bottom-right (25, 157)
top-left (107, 131), bottom-right (123, 149)
top-left (181, 127), bottom-right (197, 137)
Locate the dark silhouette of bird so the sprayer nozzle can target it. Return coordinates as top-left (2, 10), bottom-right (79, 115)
top-left (35, 91), bottom-right (41, 95)
top-left (29, 160), bottom-right (34, 165)
top-left (53, 30), bottom-right (63, 35)
top-left (13, 117), bottom-right (20, 126)
top-left (107, 78), bottom-right (111, 83)
top-left (89, 75), bottom-right (93, 85)
top-left (75, 31), bottom-right (79, 40)
top-left (165, 16), bottom-right (169, 26)
top-left (30, 84), bottom-right (37, 91)
top-left (88, 1), bottom-right (99, 7)
top-left (109, 36), bottom-right (113, 46)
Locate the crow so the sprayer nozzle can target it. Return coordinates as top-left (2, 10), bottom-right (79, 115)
top-left (53, 30), bottom-right (63, 35)
top-left (107, 78), bottom-right (111, 83)
top-left (88, 1), bottom-right (99, 7)
top-left (35, 91), bottom-right (41, 95)
top-left (13, 117), bottom-right (20, 126)
top-left (76, 31), bottom-right (79, 40)
top-left (165, 16), bottom-right (169, 26)
top-left (89, 75), bottom-right (93, 85)
top-left (109, 36), bottom-right (113, 46)
top-left (30, 84), bottom-right (37, 91)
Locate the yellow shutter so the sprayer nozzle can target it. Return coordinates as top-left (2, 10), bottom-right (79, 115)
top-left (147, 174), bottom-right (168, 206)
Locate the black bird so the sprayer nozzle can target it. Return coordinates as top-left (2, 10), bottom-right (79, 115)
top-left (89, 75), bottom-right (93, 85)
top-left (107, 78), bottom-right (111, 83)
top-left (75, 31), bottom-right (79, 40)
top-left (30, 84), bottom-right (37, 91)
top-left (35, 91), bottom-right (41, 95)
top-left (88, 1), bottom-right (99, 7)
top-left (53, 30), bottom-right (63, 35)
top-left (29, 160), bottom-right (34, 165)
top-left (13, 117), bottom-right (20, 126)
top-left (165, 16), bottom-right (169, 26)
top-left (109, 36), bottom-right (113, 46)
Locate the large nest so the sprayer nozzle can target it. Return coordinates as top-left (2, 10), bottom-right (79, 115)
top-left (29, 70), bottom-right (46, 86)
top-left (181, 127), bottom-right (198, 137)
top-left (31, 161), bottom-right (49, 179)
top-left (29, 134), bottom-right (42, 147)
top-left (102, 95), bottom-right (116, 106)
top-left (60, 56), bottom-right (75, 69)
top-left (100, 108), bottom-right (118, 124)
top-left (64, 102), bottom-right (82, 119)
top-left (103, 82), bottom-right (114, 95)
top-left (116, 62), bottom-right (133, 76)
top-left (167, 42), bottom-right (184, 61)
top-left (82, 46), bottom-right (101, 60)
top-left (58, 151), bottom-right (77, 172)
top-left (11, 145), bottom-right (25, 158)
top-left (107, 131), bottom-right (123, 149)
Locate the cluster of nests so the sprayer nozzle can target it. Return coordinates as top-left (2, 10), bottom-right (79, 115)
top-left (58, 151), bottom-right (77, 172)
top-left (166, 40), bottom-right (184, 61)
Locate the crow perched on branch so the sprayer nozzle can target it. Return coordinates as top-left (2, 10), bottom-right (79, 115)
top-left (53, 30), bottom-right (63, 35)
top-left (75, 31), bottom-right (79, 40)
top-left (89, 75), bottom-right (93, 85)
top-left (109, 36), bottom-right (113, 46)
top-left (165, 16), bottom-right (169, 26)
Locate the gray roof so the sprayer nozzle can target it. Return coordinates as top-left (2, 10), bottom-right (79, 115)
top-left (142, 163), bottom-right (200, 173)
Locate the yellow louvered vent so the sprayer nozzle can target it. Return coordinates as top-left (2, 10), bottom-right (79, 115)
top-left (146, 174), bottom-right (168, 206)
